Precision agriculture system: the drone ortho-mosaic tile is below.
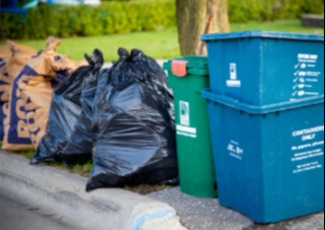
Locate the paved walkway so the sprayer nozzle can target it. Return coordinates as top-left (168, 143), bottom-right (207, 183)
top-left (1, 151), bottom-right (324, 230)
top-left (148, 187), bottom-right (324, 230)
top-left (0, 191), bottom-right (78, 230)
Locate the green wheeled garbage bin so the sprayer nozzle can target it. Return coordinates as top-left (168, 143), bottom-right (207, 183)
top-left (164, 56), bottom-right (217, 198)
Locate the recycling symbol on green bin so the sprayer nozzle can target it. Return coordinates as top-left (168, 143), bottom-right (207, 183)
top-left (181, 104), bottom-right (187, 116)
top-left (180, 101), bottom-right (190, 126)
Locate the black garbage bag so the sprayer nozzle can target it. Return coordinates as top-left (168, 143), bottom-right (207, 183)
top-left (31, 49), bottom-right (104, 165)
top-left (61, 51), bottom-right (107, 164)
top-left (86, 48), bottom-right (178, 191)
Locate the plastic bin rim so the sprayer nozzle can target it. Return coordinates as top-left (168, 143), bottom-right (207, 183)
top-left (163, 60), bottom-right (209, 77)
top-left (164, 57), bottom-right (208, 68)
top-left (201, 30), bottom-right (324, 42)
top-left (202, 90), bottom-right (324, 114)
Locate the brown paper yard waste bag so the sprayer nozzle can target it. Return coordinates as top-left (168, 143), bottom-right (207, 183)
top-left (0, 41), bottom-right (36, 143)
top-left (18, 76), bottom-right (54, 148)
top-left (0, 40), bottom-right (35, 60)
top-left (3, 36), bottom-right (86, 150)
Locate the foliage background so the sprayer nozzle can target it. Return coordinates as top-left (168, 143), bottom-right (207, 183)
top-left (0, 0), bottom-right (324, 39)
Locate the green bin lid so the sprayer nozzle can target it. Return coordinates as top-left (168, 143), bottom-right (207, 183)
top-left (163, 56), bottom-right (209, 77)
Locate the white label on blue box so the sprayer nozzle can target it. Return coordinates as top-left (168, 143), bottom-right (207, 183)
top-left (227, 140), bottom-right (244, 160)
top-left (291, 125), bottom-right (324, 174)
top-left (227, 63), bottom-right (241, 88)
top-left (291, 53), bottom-right (322, 100)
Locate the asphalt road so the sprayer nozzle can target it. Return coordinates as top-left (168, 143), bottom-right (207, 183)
top-left (0, 191), bottom-right (77, 230)
top-left (149, 187), bottom-right (325, 230)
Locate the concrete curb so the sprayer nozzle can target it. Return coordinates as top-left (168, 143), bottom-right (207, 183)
top-left (0, 151), bottom-right (187, 230)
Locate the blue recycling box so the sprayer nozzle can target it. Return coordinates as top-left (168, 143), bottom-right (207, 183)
top-left (201, 31), bottom-right (324, 106)
top-left (202, 90), bottom-right (324, 223)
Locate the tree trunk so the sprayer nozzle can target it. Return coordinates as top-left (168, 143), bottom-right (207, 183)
top-left (176, 0), bottom-right (230, 56)
top-left (216, 0), bottom-right (230, 33)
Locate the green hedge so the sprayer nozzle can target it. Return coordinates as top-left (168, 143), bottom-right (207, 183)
top-left (0, 0), bottom-right (176, 39)
top-left (228, 0), bottom-right (325, 23)
top-left (1, 0), bottom-right (324, 40)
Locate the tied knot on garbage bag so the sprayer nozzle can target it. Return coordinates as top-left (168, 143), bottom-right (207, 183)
top-left (85, 48), bottom-right (104, 69)
top-left (110, 48), bottom-right (168, 87)
top-left (31, 49), bottom-right (104, 165)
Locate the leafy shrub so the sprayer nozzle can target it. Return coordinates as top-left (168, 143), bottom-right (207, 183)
top-left (0, 0), bottom-right (176, 39)
top-left (275, 0), bottom-right (324, 19)
top-left (228, 0), bottom-right (263, 23)
top-left (0, 0), bottom-right (323, 39)
top-left (228, 0), bottom-right (324, 23)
